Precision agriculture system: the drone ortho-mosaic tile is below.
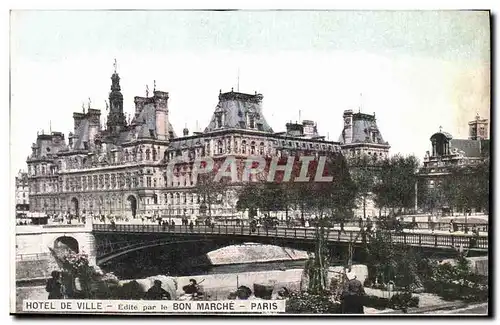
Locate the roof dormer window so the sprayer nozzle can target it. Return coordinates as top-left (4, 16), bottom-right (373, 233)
top-left (216, 115), bottom-right (223, 128)
top-left (249, 115), bottom-right (255, 129)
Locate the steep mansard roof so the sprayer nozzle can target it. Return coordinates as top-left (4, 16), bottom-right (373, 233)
top-left (338, 112), bottom-right (388, 145)
top-left (204, 91), bottom-right (274, 133)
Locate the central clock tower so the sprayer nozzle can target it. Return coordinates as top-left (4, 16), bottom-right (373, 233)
top-left (107, 70), bottom-right (127, 134)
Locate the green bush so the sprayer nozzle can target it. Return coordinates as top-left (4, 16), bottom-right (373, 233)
top-left (423, 256), bottom-right (488, 303)
top-left (286, 292), bottom-right (341, 314)
top-left (363, 293), bottom-right (419, 311)
top-left (363, 295), bottom-right (389, 310)
top-left (389, 292), bottom-right (419, 310)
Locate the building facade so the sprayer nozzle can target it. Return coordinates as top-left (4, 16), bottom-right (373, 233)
top-left (417, 115), bottom-right (490, 214)
top-left (26, 69), bottom-right (345, 220)
top-left (15, 170), bottom-right (30, 215)
top-left (337, 110), bottom-right (391, 218)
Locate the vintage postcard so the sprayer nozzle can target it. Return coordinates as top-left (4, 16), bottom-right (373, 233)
top-left (10, 10), bottom-right (490, 316)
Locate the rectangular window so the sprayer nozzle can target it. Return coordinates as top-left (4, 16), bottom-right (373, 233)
top-left (249, 116), bottom-right (255, 128)
top-left (147, 177), bottom-right (152, 187)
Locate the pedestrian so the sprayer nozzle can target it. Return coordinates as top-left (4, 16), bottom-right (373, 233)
top-left (144, 280), bottom-right (171, 300)
top-left (341, 271), bottom-right (366, 314)
top-left (189, 220), bottom-right (194, 231)
top-left (366, 217), bottom-right (373, 233)
top-left (46, 271), bottom-right (65, 299)
top-left (340, 219), bottom-right (346, 234)
top-left (428, 215), bottom-right (434, 232)
top-left (183, 279), bottom-right (203, 298)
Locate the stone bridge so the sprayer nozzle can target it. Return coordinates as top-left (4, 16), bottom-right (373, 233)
top-left (15, 221), bottom-right (488, 280)
top-left (15, 223), bottom-right (95, 281)
top-left (92, 223), bottom-right (488, 266)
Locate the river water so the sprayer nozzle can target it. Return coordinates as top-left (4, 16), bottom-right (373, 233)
top-left (99, 243), bottom-right (310, 279)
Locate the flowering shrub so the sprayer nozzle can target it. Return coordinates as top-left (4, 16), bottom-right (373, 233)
top-left (423, 255), bottom-right (488, 303)
top-left (285, 291), bottom-right (341, 314)
top-left (62, 252), bottom-right (95, 297)
top-left (62, 252), bottom-right (91, 275)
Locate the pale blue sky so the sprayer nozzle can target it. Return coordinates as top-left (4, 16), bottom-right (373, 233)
top-left (10, 10), bottom-right (490, 172)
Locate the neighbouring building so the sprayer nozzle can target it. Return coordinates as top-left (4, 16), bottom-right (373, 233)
top-left (417, 114), bottom-right (490, 214)
top-left (26, 66), bottom-right (345, 220)
top-left (15, 170), bottom-right (30, 216)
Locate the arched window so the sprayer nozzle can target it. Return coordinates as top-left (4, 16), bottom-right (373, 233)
top-left (146, 149), bottom-right (151, 160)
top-left (175, 193), bottom-right (180, 204)
top-left (153, 194), bottom-right (158, 205)
top-left (138, 149), bottom-right (143, 161)
top-left (183, 193), bottom-right (187, 204)
top-left (250, 141), bottom-right (256, 155)
top-left (259, 142), bottom-right (265, 155)
top-left (152, 149), bottom-right (157, 161)
top-left (218, 140), bottom-right (223, 154)
top-left (124, 150), bottom-right (129, 162)
top-left (241, 140), bottom-right (247, 154)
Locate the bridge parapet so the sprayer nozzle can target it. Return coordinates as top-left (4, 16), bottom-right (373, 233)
top-left (92, 224), bottom-right (488, 252)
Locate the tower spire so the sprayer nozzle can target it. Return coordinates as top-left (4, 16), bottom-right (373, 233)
top-left (153, 80), bottom-right (156, 92)
top-left (146, 85), bottom-right (149, 97)
top-left (359, 93), bottom-right (363, 113)
top-left (113, 58), bottom-right (117, 74)
top-left (237, 68), bottom-right (240, 92)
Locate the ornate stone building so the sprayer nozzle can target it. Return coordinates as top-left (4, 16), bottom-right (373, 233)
top-left (15, 170), bottom-right (29, 215)
top-left (417, 114), bottom-right (490, 214)
top-left (26, 68), bottom-right (342, 220)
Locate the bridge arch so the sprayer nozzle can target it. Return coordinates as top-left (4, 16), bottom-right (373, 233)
top-left (97, 239), bottom-right (212, 265)
top-left (54, 236), bottom-right (80, 254)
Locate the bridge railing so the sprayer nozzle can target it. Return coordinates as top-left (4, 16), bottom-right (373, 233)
top-left (277, 220), bottom-right (488, 232)
top-left (42, 223), bottom-right (87, 228)
top-left (16, 252), bottom-right (52, 261)
top-left (92, 224), bottom-right (488, 250)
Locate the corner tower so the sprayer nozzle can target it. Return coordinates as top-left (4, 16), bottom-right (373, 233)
top-left (338, 110), bottom-right (390, 161)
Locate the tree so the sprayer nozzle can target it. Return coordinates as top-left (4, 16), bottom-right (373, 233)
top-left (372, 154), bottom-right (420, 215)
top-left (292, 153), bottom-right (357, 294)
top-left (350, 155), bottom-right (379, 218)
top-left (362, 230), bottom-right (422, 291)
top-left (193, 160), bottom-right (230, 219)
top-left (235, 152), bottom-right (358, 294)
top-left (420, 159), bottom-right (490, 216)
